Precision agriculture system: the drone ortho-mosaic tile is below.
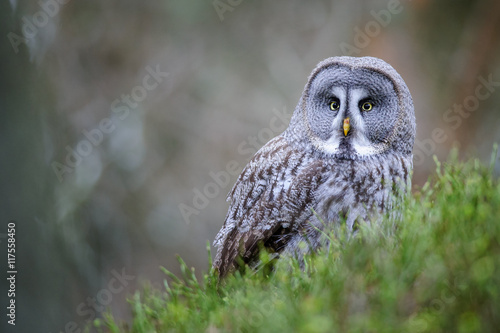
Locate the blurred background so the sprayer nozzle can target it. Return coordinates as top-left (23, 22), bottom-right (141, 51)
top-left (1, 0), bottom-right (499, 331)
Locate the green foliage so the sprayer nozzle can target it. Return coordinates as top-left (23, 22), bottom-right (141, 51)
top-left (96, 152), bottom-right (500, 332)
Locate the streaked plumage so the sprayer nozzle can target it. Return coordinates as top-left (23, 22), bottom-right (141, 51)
top-left (213, 56), bottom-right (415, 277)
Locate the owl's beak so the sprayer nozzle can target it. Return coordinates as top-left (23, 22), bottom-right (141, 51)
top-left (343, 118), bottom-right (350, 136)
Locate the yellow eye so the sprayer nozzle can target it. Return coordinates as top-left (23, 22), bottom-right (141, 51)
top-left (361, 102), bottom-right (373, 111)
top-left (330, 100), bottom-right (340, 111)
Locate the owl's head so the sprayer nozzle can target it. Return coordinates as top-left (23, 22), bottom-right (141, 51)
top-left (286, 56), bottom-right (415, 160)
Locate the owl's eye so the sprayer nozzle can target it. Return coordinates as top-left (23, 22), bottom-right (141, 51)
top-left (360, 101), bottom-right (373, 112)
top-left (330, 99), bottom-right (340, 111)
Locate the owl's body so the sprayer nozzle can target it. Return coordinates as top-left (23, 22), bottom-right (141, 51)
top-left (214, 57), bottom-right (415, 277)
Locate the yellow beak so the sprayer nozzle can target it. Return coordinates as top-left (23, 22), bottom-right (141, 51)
top-left (343, 118), bottom-right (350, 136)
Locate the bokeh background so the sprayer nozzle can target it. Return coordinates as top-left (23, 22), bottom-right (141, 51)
top-left (1, 0), bottom-right (499, 331)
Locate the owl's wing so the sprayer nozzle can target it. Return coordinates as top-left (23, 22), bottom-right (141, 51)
top-left (213, 136), bottom-right (325, 277)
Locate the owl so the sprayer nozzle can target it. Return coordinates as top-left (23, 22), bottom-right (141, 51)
top-left (213, 56), bottom-right (415, 277)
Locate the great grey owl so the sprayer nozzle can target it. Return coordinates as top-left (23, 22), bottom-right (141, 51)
top-left (213, 56), bottom-right (415, 277)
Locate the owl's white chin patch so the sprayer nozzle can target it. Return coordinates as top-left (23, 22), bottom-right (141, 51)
top-left (351, 133), bottom-right (377, 156)
top-left (352, 142), bottom-right (377, 156)
top-left (312, 134), bottom-right (381, 157)
top-left (311, 135), bottom-right (340, 155)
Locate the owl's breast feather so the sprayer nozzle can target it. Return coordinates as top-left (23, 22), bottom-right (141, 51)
top-left (312, 154), bottom-right (411, 231)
